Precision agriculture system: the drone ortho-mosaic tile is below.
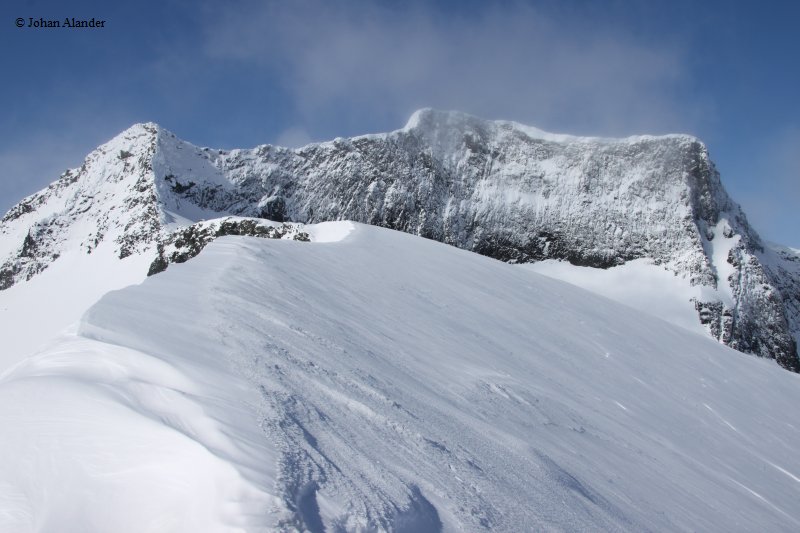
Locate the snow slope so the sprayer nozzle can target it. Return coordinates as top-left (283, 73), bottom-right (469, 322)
top-left (0, 239), bottom-right (151, 368)
top-left (521, 259), bottom-right (709, 335)
top-left (2, 223), bottom-right (800, 532)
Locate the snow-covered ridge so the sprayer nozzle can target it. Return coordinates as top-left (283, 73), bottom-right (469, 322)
top-left (0, 109), bottom-right (798, 370)
top-left (2, 224), bottom-right (800, 531)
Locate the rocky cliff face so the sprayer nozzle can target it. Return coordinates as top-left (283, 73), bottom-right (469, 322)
top-left (1, 110), bottom-right (798, 370)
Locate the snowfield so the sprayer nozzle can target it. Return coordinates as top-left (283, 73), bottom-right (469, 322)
top-left (1, 222), bottom-right (800, 532)
top-left (521, 258), bottom-right (709, 334)
top-left (0, 239), bottom-right (152, 368)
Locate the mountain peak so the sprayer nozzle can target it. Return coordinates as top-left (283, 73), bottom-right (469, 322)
top-left (104, 121), bottom-right (161, 146)
top-left (403, 108), bottom-right (700, 146)
top-left (0, 119), bottom-right (166, 290)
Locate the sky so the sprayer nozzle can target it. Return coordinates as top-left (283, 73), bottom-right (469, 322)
top-left (1, 0), bottom-right (798, 247)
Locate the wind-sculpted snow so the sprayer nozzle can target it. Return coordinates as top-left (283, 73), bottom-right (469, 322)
top-left (0, 110), bottom-right (798, 369)
top-left (2, 225), bottom-right (800, 531)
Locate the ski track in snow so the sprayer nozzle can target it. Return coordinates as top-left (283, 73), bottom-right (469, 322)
top-left (1, 223), bottom-right (800, 531)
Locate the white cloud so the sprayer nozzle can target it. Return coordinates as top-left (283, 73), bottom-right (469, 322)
top-left (202, 0), bottom-right (703, 137)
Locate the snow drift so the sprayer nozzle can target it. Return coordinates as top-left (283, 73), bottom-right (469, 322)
top-left (2, 223), bottom-right (799, 532)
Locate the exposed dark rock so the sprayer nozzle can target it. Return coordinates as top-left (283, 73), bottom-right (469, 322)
top-left (148, 218), bottom-right (308, 276)
top-left (259, 197), bottom-right (287, 222)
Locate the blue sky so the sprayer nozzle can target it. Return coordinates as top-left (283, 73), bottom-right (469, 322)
top-left (2, 0), bottom-right (798, 246)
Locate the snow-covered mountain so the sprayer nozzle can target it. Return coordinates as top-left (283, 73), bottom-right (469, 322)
top-left (2, 112), bottom-right (800, 531)
top-left (2, 223), bottom-right (800, 532)
top-left (0, 110), bottom-right (797, 371)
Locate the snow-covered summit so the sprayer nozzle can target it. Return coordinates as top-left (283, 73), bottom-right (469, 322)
top-left (1, 110), bottom-right (798, 370)
top-left (0, 121), bottom-right (160, 271)
top-left (404, 108), bottom-right (700, 145)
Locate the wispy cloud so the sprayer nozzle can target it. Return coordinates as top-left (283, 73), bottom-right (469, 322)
top-left (202, 0), bottom-right (703, 138)
top-left (275, 126), bottom-right (314, 149)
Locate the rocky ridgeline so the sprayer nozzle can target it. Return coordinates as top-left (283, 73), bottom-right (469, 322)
top-left (148, 218), bottom-right (309, 275)
top-left (0, 110), bottom-right (797, 370)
